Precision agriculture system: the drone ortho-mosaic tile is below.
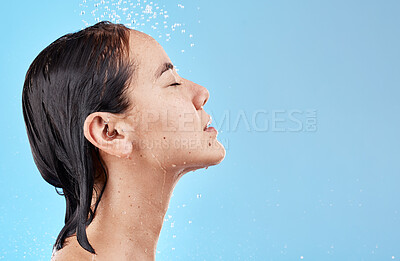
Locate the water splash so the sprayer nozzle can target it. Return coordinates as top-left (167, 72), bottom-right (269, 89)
top-left (78, 0), bottom-right (199, 54)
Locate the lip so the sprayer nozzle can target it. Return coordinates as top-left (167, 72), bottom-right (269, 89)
top-left (203, 115), bottom-right (212, 131)
top-left (203, 115), bottom-right (218, 134)
top-left (204, 126), bottom-right (217, 134)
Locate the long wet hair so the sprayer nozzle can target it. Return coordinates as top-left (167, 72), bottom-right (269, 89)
top-left (22, 21), bottom-right (133, 254)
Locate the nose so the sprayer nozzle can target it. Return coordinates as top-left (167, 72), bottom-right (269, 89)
top-left (190, 80), bottom-right (209, 110)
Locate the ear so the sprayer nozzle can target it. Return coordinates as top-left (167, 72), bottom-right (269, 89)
top-left (83, 112), bottom-right (133, 159)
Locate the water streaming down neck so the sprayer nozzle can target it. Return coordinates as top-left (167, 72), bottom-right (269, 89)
top-left (150, 152), bottom-right (167, 205)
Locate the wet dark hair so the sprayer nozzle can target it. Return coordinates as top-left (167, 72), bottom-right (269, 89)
top-left (22, 21), bottom-right (133, 254)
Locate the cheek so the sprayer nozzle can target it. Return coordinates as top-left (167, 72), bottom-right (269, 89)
top-left (148, 97), bottom-right (199, 134)
top-left (133, 102), bottom-right (198, 142)
top-left (130, 92), bottom-right (204, 157)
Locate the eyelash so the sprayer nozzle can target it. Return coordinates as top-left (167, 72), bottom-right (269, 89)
top-left (169, 82), bottom-right (181, 86)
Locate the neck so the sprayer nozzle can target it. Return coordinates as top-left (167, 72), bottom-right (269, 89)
top-left (85, 152), bottom-right (185, 260)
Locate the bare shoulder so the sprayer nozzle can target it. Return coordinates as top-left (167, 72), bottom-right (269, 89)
top-left (51, 249), bottom-right (83, 261)
top-left (50, 237), bottom-right (92, 261)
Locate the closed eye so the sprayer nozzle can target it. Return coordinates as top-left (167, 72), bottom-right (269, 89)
top-left (169, 82), bottom-right (181, 86)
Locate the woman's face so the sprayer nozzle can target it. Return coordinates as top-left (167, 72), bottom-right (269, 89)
top-left (121, 30), bottom-right (225, 171)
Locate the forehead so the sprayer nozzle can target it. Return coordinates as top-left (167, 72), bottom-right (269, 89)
top-left (128, 30), bottom-right (169, 81)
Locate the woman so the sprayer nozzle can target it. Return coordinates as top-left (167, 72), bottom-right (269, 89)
top-left (22, 21), bottom-right (225, 260)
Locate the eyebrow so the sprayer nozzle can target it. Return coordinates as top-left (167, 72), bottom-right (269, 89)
top-left (155, 62), bottom-right (174, 79)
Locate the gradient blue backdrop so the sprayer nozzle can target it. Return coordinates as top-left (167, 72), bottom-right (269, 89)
top-left (1, 0), bottom-right (399, 260)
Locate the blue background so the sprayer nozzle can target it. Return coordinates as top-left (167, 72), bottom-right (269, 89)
top-left (1, 0), bottom-right (399, 260)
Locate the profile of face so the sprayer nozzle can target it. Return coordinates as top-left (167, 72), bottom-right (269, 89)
top-left (84, 30), bottom-right (225, 176)
top-left (22, 23), bottom-right (226, 258)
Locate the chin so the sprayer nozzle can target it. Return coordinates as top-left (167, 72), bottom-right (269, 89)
top-left (207, 141), bottom-right (226, 166)
top-left (190, 139), bottom-right (226, 168)
top-left (164, 138), bottom-right (226, 172)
